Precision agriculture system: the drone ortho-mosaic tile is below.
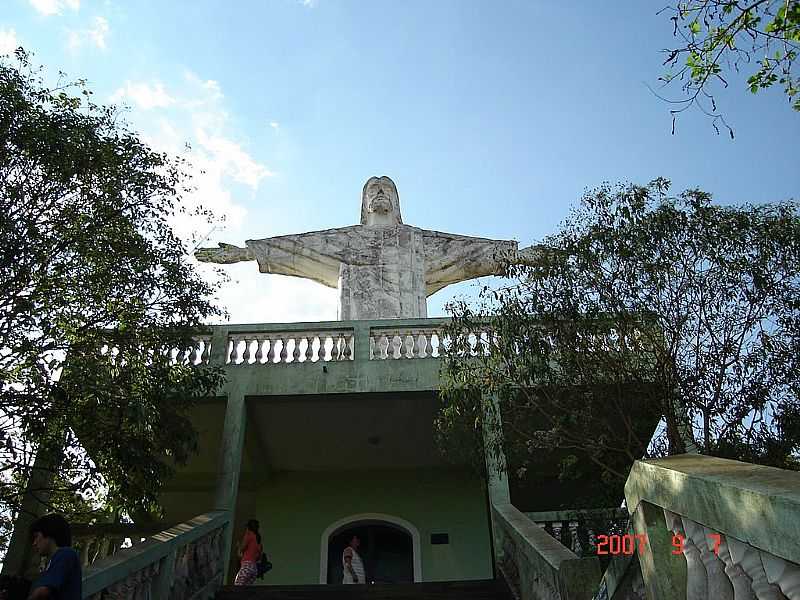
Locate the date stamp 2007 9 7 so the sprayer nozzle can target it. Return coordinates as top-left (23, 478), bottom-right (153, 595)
top-left (595, 533), bottom-right (722, 556)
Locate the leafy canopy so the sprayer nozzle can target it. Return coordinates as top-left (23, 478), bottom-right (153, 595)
top-left (658, 0), bottom-right (800, 134)
top-left (438, 179), bottom-right (800, 499)
top-left (0, 50), bottom-right (226, 547)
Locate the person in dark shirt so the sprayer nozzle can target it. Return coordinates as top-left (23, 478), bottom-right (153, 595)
top-left (25, 514), bottom-right (81, 600)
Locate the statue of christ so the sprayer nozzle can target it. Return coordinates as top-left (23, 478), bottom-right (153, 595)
top-left (196, 176), bottom-right (541, 320)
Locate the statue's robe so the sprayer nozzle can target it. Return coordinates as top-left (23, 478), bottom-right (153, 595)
top-left (245, 224), bottom-right (517, 320)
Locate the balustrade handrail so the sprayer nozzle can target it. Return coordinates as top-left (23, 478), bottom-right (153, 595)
top-left (491, 501), bottom-right (601, 600)
top-left (625, 454), bottom-right (800, 565)
top-left (217, 317), bottom-right (453, 335)
top-left (623, 454), bottom-right (800, 600)
top-left (525, 507), bottom-right (628, 523)
top-left (82, 510), bottom-right (228, 598)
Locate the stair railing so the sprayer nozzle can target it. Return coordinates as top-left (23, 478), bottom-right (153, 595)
top-left (491, 501), bottom-right (602, 600)
top-left (624, 454), bottom-right (800, 600)
top-left (82, 511), bottom-right (229, 600)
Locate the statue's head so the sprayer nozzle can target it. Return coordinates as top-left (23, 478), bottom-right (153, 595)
top-left (360, 176), bottom-right (402, 226)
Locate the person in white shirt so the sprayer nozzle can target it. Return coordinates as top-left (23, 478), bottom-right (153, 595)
top-left (342, 535), bottom-right (366, 584)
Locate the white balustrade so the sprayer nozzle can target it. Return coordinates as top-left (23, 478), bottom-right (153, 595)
top-left (227, 330), bottom-right (355, 365)
top-left (370, 328), bottom-right (445, 359)
top-left (762, 552), bottom-right (800, 599)
top-left (663, 509), bottom-right (798, 600)
top-left (173, 335), bottom-right (212, 365)
top-left (99, 335), bottom-right (213, 367)
top-left (368, 327), bottom-right (492, 359)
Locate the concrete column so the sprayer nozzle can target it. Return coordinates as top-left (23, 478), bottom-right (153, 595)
top-left (208, 327), bottom-right (230, 367)
top-left (632, 500), bottom-right (687, 600)
top-left (481, 393), bottom-right (511, 578)
top-left (213, 390), bottom-right (247, 583)
top-left (1, 436), bottom-right (64, 579)
top-left (351, 321), bottom-right (371, 362)
top-left (482, 394), bottom-right (510, 505)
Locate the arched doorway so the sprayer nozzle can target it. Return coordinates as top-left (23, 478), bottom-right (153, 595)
top-left (319, 513), bottom-right (422, 584)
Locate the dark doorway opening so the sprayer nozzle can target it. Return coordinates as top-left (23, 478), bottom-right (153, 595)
top-left (327, 522), bottom-right (413, 584)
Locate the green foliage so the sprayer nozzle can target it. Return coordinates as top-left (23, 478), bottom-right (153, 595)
top-left (438, 179), bottom-right (800, 493)
top-left (659, 1), bottom-right (800, 134)
top-left (0, 50), bottom-right (226, 551)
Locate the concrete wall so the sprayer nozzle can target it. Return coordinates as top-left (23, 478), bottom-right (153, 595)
top-left (247, 468), bottom-right (493, 585)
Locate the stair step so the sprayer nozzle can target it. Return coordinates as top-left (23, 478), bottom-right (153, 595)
top-left (215, 579), bottom-right (511, 600)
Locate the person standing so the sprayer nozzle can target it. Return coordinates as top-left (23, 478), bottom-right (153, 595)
top-left (342, 535), bottom-right (365, 584)
top-left (25, 514), bottom-right (81, 600)
top-left (234, 519), bottom-right (262, 586)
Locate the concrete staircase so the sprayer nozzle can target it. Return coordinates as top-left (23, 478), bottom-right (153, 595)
top-left (215, 579), bottom-right (513, 599)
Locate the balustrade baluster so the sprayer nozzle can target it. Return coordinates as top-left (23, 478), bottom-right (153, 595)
top-left (761, 551), bottom-right (800, 599)
top-left (416, 332), bottom-right (428, 358)
top-left (391, 335), bottom-right (402, 359)
top-left (569, 521), bottom-right (581, 555)
top-left (709, 530), bottom-right (757, 600)
top-left (305, 335), bottom-right (315, 362)
top-left (254, 337), bottom-right (264, 363)
top-left (343, 333), bottom-right (353, 360)
top-left (587, 529), bottom-right (597, 552)
top-left (317, 335), bottom-right (328, 361)
top-left (278, 336), bottom-right (288, 362)
top-left (728, 537), bottom-right (787, 600)
top-left (292, 336), bottom-right (302, 362)
top-left (684, 519), bottom-right (733, 600)
top-left (552, 521), bottom-right (563, 545)
top-left (201, 340), bottom-right (211, 364)
top-left (242, 338), bottom-right (252, 363)
top-left (369, 335), bottom-right (376, 360)
top-left (431, 332), bottom-right (441, 357)
top-left (377, 334), bottom-right (388, 359)
top-left (266, 338), bottom-right (277, 363)
top-left (664, 510), bottom-right (708, 600)
top-left (403, 334), bottom-right (415, 358)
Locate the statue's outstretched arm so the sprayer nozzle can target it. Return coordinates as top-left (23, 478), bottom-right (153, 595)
top-left (195, 229), bottom-right (348, 289)
top-left (424, 232), bottom-right (558, 296)
top-left (424, 231), bottom-right (517, 296)
top-left (515, 244), bottom-right (557, 265)
top-left (195, 242), bottom-right (255, 264)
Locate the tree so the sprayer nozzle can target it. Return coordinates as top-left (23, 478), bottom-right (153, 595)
top-left (0, 50), bottom-right (226, 556)
top-left (658, 0), bottom-right (800, 135)
top-left (437, 179), bottom-right (800, 503)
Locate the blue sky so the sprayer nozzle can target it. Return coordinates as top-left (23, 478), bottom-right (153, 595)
top-left (2, 0), bottom-right (799, 324)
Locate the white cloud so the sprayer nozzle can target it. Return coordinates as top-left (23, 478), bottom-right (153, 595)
top-left (29, 0), bottom-right (79, 16)
top-left (196, 129), bottom-right (274, 189)
top-left (111, 81), bottom-right (175, 110)
top-left (0, 28), bottom-right (19, 54)
top-left (105, 73), bottom-right (295, 323)
top-left (269, 121), bottom-right (280, 129)
top-left (29, 0), bottom-right (61, 15)
top-left (67, 16), bottom-right (109, 51)
top-left (299, 0), bottom-right (316, 7)
top-left (88, 16), bottom-right (109, 48)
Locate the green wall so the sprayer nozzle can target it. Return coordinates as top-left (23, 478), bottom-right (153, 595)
top-left (244, 468), bottom-right (493, 585)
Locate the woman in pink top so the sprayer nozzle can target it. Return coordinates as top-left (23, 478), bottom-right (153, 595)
top-left (234, 519), bottom-right (262, 586)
